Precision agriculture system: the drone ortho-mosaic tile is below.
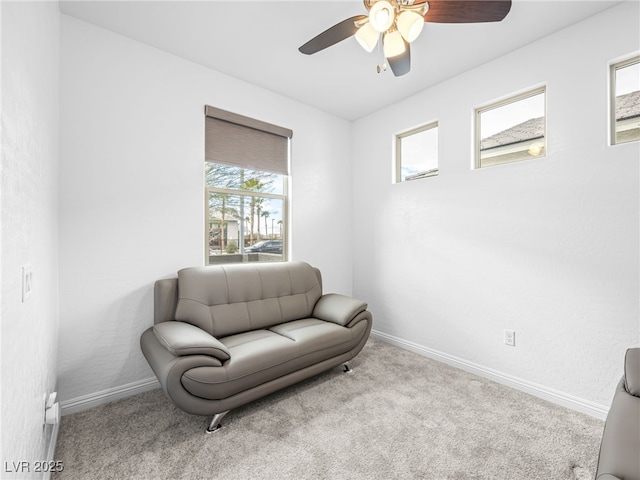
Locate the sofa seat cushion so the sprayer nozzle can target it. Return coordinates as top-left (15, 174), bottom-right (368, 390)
top-left (269, 318), bottom-right (354, 354)
top-left (180, 319), bottom-right (364, 401)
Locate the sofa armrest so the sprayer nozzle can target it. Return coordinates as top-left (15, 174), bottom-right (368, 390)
top-left (154, 278), bottom-right (178, 324)
top-left (597, 475), bottom-right (623, 480)
top-left (153, 321), bottom-right (230, 361)
top-left (624, 348), bottom-right (640, 396)
top-left (313, 293), bottom-right (368, 327)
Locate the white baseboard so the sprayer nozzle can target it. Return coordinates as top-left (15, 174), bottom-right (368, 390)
top-left (42, 421), bottom-right (60, 480)
top-left (370, 329), bottom-right (609, 420)
top-left (60, 377), bottom-right (160, 416)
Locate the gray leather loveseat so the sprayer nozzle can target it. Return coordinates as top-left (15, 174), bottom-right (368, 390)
top-left (595, 347), bottom-right (640, 480)
top-left (140, 261), bottom-right (372, 433)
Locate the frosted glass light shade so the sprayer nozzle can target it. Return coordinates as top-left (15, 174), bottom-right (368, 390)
top-left (369, 1), bottom-right (395, 33)
top-left (383, 30), bottom-right (405, 58)
top-left (397, 10), bottom-right (424, 43)
top-left (355, 22), bottom-right (379, 53)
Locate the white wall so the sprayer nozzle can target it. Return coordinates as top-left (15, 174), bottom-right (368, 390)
top-left (352, 1), bottom-right (639, 413)
top-left (58, 15), bottom-right (353, 404)
top-left (1, 0), bottom-right (60, 475)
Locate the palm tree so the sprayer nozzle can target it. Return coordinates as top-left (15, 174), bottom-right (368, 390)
top-left (242, 178), bottom-right (265, 244)
top-left (206, 163), bottom-right (242, 253)
top-left (244, 217), bottom-right (250, 247)
top-left (208, 193), bottom-right (238, 253)
top-left (262, 210), bottom-right (270, 239)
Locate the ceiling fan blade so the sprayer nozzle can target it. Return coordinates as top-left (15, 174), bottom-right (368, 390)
top-left (388, 42), bottom-right (411, 77)
top-left (421, 0), bottom-right (511, 23)
top-left (299, 15), bottom-right (368, 55)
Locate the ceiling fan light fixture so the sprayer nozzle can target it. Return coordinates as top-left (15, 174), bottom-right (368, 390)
top-left (369, 1), bottom-right (395, 33)
top-left (383, 29), bottom-right (405, 58)
top-left (298, 0), bottom-right (512, 78)
top-left (397, 10), bottom-right (424, 43)
top-left (355, 22), bottom-right (379, 53)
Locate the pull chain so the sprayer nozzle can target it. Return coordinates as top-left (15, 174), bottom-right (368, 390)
top-left (376, 35), bottom-right (387, 73)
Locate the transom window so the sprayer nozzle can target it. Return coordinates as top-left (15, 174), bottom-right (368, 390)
top-left (610, 56), bottom-right (640, 145)
top-left (475, 87), bottom-right (546, 168)
top-left (395, 122), bottom-right (439, 183)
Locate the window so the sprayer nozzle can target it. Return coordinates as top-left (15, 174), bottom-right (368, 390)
top-left (395, 122), bottom-right (438, 183)
top-left (205, 165), bottom-right (287, 264)
top-left (475, 87), bottom-right (546, 168)
top-left (611, 56), bottom-right (640, 145)
top-left (204, 106), bottom-right (291, 265)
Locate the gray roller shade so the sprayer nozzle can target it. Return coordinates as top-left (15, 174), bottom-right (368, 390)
top-left (205, 105), bottom-right (292, 175)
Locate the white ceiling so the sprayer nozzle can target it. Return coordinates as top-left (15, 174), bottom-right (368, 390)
top-left (59, 0), bottom-right (624, 121)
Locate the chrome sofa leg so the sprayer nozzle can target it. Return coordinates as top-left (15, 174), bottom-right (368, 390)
top-left (342, 362), bottom-right (353, 373)
top-left (205, 410), bottom-right (230, 434)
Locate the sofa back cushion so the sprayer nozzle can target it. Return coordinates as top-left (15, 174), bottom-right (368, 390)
top-left (174, 261), bottom-right (322, 338)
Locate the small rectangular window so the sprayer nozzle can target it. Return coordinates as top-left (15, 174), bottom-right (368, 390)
top-left (475, 87), bottom-right (546, 169)
top-left (611, 56), bottom-right (640, 145)
top-left (395, 122), bottom-right (438, 183)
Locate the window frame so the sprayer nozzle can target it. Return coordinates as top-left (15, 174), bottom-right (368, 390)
top-left (609, 55), bottom-right (640, 146)
top-left (395, 120), bottom-right (439, 183)
top-left (474, 86), bottom-right (547, 169)
top-left (204, 166), bottom-right (289, 265)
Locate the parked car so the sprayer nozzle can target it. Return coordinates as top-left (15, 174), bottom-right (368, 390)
top-left (245, 240), bottom-right (282, 254)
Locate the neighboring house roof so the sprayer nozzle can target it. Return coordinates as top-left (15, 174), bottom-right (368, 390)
top-left (481, 117), bottom-right (544, 151)
top-left (615, 90), bottom-right (640, 121)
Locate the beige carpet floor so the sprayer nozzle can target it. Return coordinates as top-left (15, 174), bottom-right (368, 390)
top-left (53, 338), bottom-right (604, 480)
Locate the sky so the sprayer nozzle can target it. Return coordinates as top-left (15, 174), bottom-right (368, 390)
top-left (617, 61), bottom-right (640, 95)
top-left (399, 125), bottom-right (438, 180)
top-left (480, 91), bottom-right (545, 139)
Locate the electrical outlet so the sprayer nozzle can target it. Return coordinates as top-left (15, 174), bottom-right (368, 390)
top-left (504, 329), bottom-right (516, 346)
top-left (22, 264), bottom-right (33, 302)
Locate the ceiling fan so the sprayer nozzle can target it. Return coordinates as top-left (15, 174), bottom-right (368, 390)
top-left (299, 0), bottom-right (512, 76)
